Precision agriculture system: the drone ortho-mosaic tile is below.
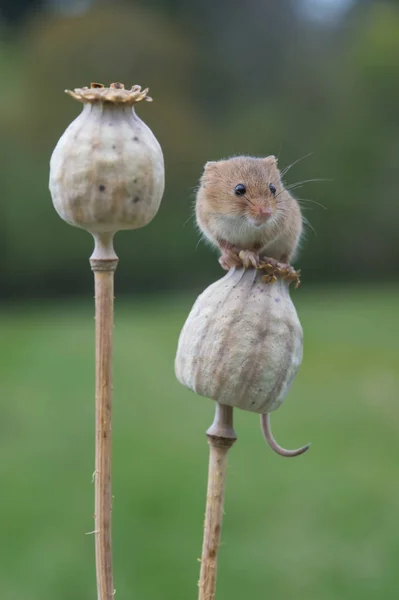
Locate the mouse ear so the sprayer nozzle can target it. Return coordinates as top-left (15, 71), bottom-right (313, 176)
top-left (264, 155), bottom-right (278, 167)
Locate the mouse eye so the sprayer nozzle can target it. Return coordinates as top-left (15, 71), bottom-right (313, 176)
top-left (234, 184), bottom-right (246, 197)
top-left (269, 183), bottom-right (277, 195)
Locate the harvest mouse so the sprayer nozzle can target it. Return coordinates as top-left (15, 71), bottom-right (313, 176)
top-left (196, 155), bottom-right (302, 273)
top-left (195, 155), bottom-right (309, 458)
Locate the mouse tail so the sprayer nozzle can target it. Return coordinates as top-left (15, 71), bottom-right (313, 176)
top-left (260, 413), bottom-right (310, 457)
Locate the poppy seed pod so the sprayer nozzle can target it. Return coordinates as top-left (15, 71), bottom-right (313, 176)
top-left (49, 82), bottom-right (165, 234)
top-left (175, 267), bottom-right (303, 414)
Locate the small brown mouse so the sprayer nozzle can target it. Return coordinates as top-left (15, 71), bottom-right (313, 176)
top-left (196, 155), bottom-right (302, 272)
top-left (195, 155), bottom-right (309, 458)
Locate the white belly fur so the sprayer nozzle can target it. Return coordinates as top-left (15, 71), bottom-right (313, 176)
top-left (215, 215), bottom-right (273, 248)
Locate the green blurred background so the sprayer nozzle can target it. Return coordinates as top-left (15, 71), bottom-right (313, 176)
top-left (1, 0), bottom-right (399, 598)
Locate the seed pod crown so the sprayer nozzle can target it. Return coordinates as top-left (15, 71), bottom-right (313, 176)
top-left (49, 82), bottom-right (164, 235)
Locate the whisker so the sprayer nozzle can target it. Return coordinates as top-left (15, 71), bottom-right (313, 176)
top-left (297, 197), bottom-right (327, 210)
top-left (302, 215), bottom-right (317, 236)
top-left (285, 178), bottom-right (332, 191)
top-left (274, 190), bottom-right (286, 200)
top-left (243, 194), bottom-right (254, 206)
top-left (195, 236), bottom-right (204, 251)
top-left (183, 214), bottom-right (196, 226)
top-left (280, 152), bottom-right (313, 178)
top-left (297, 205), bottom-right (315, 212)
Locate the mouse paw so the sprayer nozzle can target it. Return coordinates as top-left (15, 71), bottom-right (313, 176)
top-left (238, 250), bottom-right (260, 269)
top-left (258, 257), bottom-right (301, 288)
top-left (219, 248), bottom-right (242, 271)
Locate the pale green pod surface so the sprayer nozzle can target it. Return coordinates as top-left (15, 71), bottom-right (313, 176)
top-left (49, 83), bottom-right (164, 234)
top-left (175, 268), bottom-right (303, 414)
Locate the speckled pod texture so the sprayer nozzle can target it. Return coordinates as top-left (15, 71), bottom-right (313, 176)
top-left (175, 268), bottom-right (303, 414)
top-left (49, 102), bottom-right (164, 233)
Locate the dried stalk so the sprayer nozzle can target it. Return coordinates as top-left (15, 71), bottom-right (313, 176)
top-left (90, 233), bottom-right (119, 600)
top-left (198, 403), bottom-right (237, 600)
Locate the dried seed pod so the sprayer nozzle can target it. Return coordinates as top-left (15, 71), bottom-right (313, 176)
top-left (49, 82), bottom-right (164, 234)
top-left (175, 267), bottom-right (309, 456)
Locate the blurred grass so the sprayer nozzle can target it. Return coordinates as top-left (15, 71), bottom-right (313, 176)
top-left (1, 285), bottom-right (399, 600)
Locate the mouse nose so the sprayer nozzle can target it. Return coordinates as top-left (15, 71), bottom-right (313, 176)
top-left (255, 206), bottom-right (272, 222)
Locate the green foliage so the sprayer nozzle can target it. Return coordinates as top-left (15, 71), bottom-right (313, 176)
top-left (1, 287), bottom-right (399, 599)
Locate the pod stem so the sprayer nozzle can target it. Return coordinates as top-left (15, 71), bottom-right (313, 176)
top-left (90, 233), bottom-right (118, 600)
top-left (198, 403), bottom-right (237, 600)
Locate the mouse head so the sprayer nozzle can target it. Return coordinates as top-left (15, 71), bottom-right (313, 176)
top-left (200, 155), bottom-right (283, 228)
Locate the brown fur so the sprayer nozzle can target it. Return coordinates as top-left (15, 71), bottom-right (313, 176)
top-left (196, 156), bottom-right (303, 266)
